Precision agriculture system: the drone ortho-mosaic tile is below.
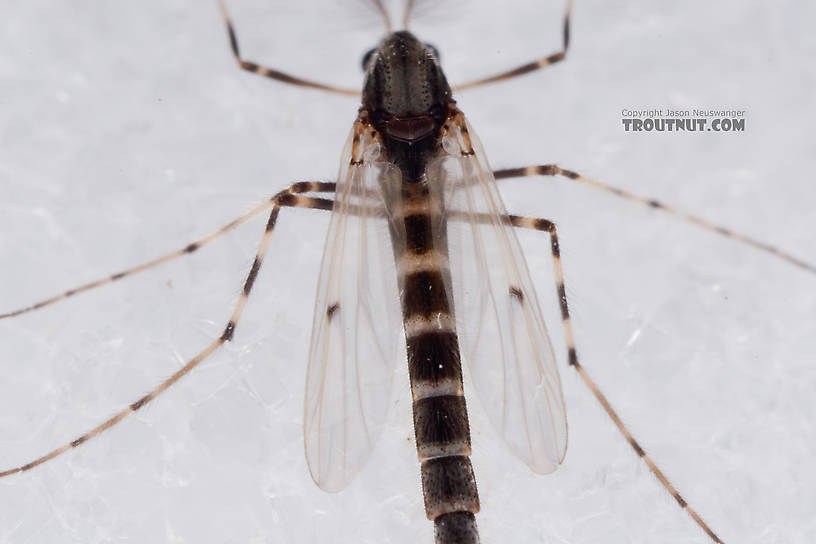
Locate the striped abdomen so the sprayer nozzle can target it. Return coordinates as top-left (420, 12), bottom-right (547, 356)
top-left (391, 177), bottom-right (480, 544)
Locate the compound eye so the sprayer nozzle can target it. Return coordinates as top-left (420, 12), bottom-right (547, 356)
top-left (361, 48), bottom-right (377, 70)
top-left (425, 43), bottom-right (441, 61)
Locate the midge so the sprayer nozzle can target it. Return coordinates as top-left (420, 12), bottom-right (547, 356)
top-left (2, 2), bottom-right (814, 543)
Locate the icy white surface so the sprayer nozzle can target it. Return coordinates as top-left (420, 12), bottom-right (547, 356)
top-left (1, 1), bottom-right (815, 543)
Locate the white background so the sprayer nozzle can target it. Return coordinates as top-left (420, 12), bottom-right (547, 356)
top-left (1, 1), bottom-right (815, 543)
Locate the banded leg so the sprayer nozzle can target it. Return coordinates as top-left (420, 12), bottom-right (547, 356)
top-left (217, 0), bottom-right (359, 96)
top-left (453, 0), bottom-right (572, 92)
top-left (507, 212), bottom-right (725, 544)
top-left (0, 182), bottom-right (336, 319)
top-left (0, 184), bottom-right (336, 479)
top-left (494, 165), bottom-right (816, 275)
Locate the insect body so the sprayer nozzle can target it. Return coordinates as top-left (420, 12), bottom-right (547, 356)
top-left (304, 31), bottom-right (567, 542)
top-left (5, 2), bottom-right (811, 542)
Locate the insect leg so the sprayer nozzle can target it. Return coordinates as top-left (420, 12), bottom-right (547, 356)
top-left (1, 182), bottom-right (336, 319)
top-left (0, 183), bottom-right (336, 479)
top-left (494, 165), bottom-right (815, 274)
top-left (507, 212), bottom-right (726, 544)
top-left (453, 0), bottom-right (571, 92)
top-left (217, 0), bottom-right (359, 96)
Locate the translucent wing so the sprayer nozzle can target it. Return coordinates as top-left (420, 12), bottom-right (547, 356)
top-left (436, 114), bottom-right (568, 473)
top-left (304, 122), bottom-right (403, 492)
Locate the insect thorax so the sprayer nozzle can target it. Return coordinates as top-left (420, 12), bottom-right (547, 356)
top-left (361, 31), bottom-right (453, 181)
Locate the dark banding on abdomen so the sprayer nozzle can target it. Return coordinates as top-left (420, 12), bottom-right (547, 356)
top-left (393, 174), bottom-right (481, 543)
top-left (361, 27), bottom-right (478, 542)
